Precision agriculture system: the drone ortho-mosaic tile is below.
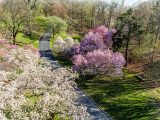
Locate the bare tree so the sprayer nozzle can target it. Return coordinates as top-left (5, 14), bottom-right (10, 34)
top-left (151, 0), bottom-right (160, 63)
top-left (23, 0), bottom-right (38, 36)
top-left (106, 2), bottom-right (118, 28)
top-left (0, 0), bottom-right (27, 44)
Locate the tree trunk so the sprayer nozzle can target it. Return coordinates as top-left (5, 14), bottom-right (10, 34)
top-left (125, 39), bottom-right (129, 67)
top-left (28, 10), bottom-right (32, 36)
top-left (151, 23), bottom-right (160, 63)
top-left (12, 33), bottom-right (17, 45)
top-left (125, 20), bottom-right (131, 67)
top-left (13, 37), bottom-right (16, 45)
top-left (150, 2), bottom-right (160, 64)
top-left (27, 1), bottom-right (32, 37)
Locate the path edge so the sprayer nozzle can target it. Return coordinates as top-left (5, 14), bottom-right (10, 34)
top-left (77, 86), bottom-right (113, 120)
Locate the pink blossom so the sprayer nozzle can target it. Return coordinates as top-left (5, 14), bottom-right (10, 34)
top-left (8, 45), bottom-right (18, 49)
top-left (72, 49), bottom-right (125, 76)
top-left (72, 54), bottom-right (87, 67)
top-left (0, 39), bottom-right (18, 49)
top-left (0, 49), bottom-right (8, 57)
top-left (24, 45), bottom-right (39, 55)
top-left (71, 25), bottom-right (115, 55)
top-left (93, 25), bottom-right (109, 36)
top-left (70, 44), bottom-right (80, 55)
top-left (71, 26), bottom-right (125, 76)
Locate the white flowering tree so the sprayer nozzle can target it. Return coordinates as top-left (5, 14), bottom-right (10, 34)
top-left (0, 42), bottom-right (90, 120)
top-left (52, 37), bottom-right (75, 55)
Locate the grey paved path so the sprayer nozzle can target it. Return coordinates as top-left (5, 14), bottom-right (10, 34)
top-left (76, 88), bottom-right (111, 120)
top-left (39, 50), bottom-right (112, 120)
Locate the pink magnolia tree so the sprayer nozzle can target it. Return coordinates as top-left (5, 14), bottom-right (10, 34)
top-left (71, 26), bottom-right (125, 76)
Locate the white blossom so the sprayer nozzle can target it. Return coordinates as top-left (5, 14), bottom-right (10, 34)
top-left (53, 37), bottom-right (75, 54)
top-left (0, 48), bottom-right (90, 120)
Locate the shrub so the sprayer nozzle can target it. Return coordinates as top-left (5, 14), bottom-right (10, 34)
top-left (0, 42), bottom-right (90, 119)
top-left (71, 34), bottom-right (81, 42)
top-left (35, 16), bottom-right (68, 37)
top-left (71, 26), bottom-right (125, 76)
top-left (53, 37), bottom-right (75, 58)
top-left (52, 37), bottom-right (66, 53)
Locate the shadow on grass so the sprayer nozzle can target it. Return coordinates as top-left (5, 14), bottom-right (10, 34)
top-left (77, 70), bottom-right (160, 120)
top-left (54, 55), bottom-right (73, 68)
top-left (23, 32), bottom-right (39, 39)
top-left (55, 55), bottom-right (160, 120)
top-left (144, 61), bottom-right (160, 87)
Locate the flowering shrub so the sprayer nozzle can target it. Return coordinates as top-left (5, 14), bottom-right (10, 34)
top-left (0, 39), bottom-right (17, 50)
top-left (0, 45), bottom-right (90, 119)
top-left (72, 26), bottom-right (125, 76)
top-left (0, 39), bottom-right (17, 69)
top-left (71, 26), bottom-right (115, 55)
top-left (73, 50), bottom-right (125, 76)
top-left (24, 45), bottom-right (39, 54)
top-left (53, 37), bottom-right (66, 53)
top-left (53, 37), bottom-right (75, 58)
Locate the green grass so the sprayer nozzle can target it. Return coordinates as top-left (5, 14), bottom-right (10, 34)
top-left (54, 54), bottom-right (73, 68)
top-left (71, 34), bottom-right (81, 42)
top-left (16, 32), bottom-right (56, 48)
top-left (76, 71), bottom-right (160, 120)
top-left (16, 32), bottom-right (39, 48)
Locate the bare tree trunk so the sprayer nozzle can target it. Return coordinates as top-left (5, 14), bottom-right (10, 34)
top-left (28, 7), bottom-right (32, 36)
top-left (13, 34), bottom-right (16, 45)
top-left (151, 24), bottom-right (160, 63)
top-left (80, 10), bottom-right (83, 31)
top-left (91, 5), bottom-right (96, 28)
top-left (151, 1), bottom-right (160, 64)
top-left (125, 20), bottom-right (131, 67)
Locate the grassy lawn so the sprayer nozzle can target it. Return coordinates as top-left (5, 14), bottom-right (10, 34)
top-left (76, 71), bottom-right (160, 120)
top-left (54, 55), bottom-right (73, 68)
top-left (16, 32), bottom-right (39, 48)
top-left (16, 32), bottom-right (56, 48)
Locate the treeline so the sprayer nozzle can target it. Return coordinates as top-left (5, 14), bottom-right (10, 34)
top-left (44, 0), bottom-right (160, 65)
top-left (0, 0), bottom-right (160, 66)
top-left (0, 0), bottom-right (159, 37)
top-left (43, 0), bottom-right (125, 33)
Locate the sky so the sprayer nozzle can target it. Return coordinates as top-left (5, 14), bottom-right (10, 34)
top-left (124, 0), bottom-right (148, 6)
top-left (125, 0), bottom-right (139, 6)
top-left (92, 0), bottom-right (150, 7)
top-left (105, 0), bottom-right (149, 6)
top-left (0, 0), bottom-right (149, 6)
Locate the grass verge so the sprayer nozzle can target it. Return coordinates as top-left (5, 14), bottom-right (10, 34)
top-left (76, 71), bottom-right (160, 120)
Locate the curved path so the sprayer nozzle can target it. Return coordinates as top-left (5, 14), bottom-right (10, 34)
top-left (39, 50), bottom-right (112, 120)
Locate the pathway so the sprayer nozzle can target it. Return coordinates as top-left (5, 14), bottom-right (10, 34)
top-left (39, 50), bottom-right (112, 120)
top-left (76, 88), bottom-right (111, 120)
